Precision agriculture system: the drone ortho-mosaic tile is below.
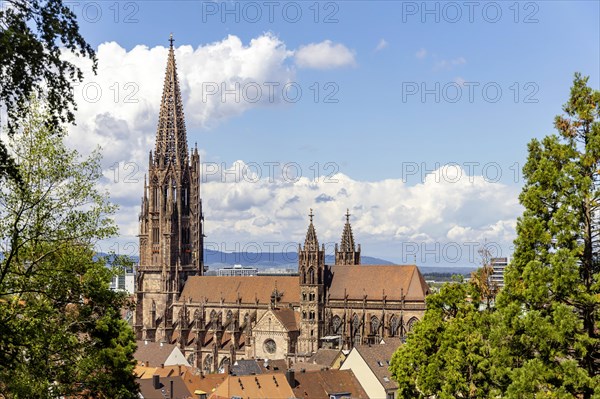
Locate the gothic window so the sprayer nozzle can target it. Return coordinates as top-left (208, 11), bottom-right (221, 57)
top-left (152, 186), bottom-right (158, 209)
top-left (302, 269), bottom-right (306, 284)
top-left (218, 357), bottom-right (230, 373)
top-left (309, 293), bottom-right (315, 301)
top-left (370, 316), bottom-right (380, 339)
top-left (302, 311), bottom-right (307, 320)
top-left (152, 227), bottom-right (159, 243)
top-left (309, 268), bottom-right (315, 285)
top-left (263, 339), bottom-right (276, 354)
top-left (163, 186), bottom-right (168, 210)
top-left (226, 310), bottom-right (233, 320)
top-left (187, 353), bottom-right (195, 366)
top-left (244, 313), bottom-right (249, 325)
top-left (389, 315), bottom-right (399, 337)
top-left (203, 355), bottom-right (213, 374)
top-left (309, 311), bottom-right (315, 320)
top-left (331, 315), bottom-right (342, 334)
top-left (210, 310), bottom-right (217, 329)
top-left (352, 314), bottom-right (361, 344)
top-left (407, 317), bottom-right (419, 332)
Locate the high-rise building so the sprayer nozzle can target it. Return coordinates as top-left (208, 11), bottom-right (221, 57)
top-left (490, 257), bottom-right (508, 288)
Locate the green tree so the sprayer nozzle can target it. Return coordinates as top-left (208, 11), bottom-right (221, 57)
top-left (0, 0), bottom-right (96, 183)
top-left (390, 74), bottom-right (600, 398)
top-left (390, 277), bottom-right (497, 398)
top-left (0, 99), bottom-right (138, 398)
top-left (494, 74), bottom-right (600, 397)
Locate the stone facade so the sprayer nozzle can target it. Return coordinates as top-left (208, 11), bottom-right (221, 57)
top-left (134, 37), bottom-right (429, 373)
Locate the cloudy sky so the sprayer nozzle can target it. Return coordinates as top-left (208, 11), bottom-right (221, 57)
top-left (53, 1), bottom-right (598, 267)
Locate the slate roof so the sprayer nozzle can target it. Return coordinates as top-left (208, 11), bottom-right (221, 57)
top-left (327, 265), bottom-right (430, 301)
top-left (231, 359), bottom-right (263, 376)
top-left (292, 369), bottom-right (368, 399)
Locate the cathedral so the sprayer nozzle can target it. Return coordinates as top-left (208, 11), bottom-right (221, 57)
top-left (134, 37), bottom-right (429, 374)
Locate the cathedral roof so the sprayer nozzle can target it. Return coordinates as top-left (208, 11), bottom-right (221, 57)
top-left (339, 209), bottom-right (356, 252)
top-left (327, 265), bottom-right (429, 301)
top-left (154, 34), bottom-right (188, 167)
top-left (180, 276), bottom-right (300, 305)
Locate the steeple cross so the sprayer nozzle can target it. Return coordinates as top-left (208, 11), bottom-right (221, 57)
top-left (169, 33), bottom-right (174, 48)
top-left (309, 208), bottom-right (314, 223)
top-left (345, 208), bottom-right (351, 222)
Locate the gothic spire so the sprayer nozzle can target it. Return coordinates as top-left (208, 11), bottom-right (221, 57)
top-left (154, 33), bottom-right (188, 167)
top-left (304, 208), bottom-right (319, 251)
top-left (340, 208), bottom-right (356, 252)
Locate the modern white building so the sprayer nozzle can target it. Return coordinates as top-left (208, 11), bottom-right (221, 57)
top-left (110, 267), bottom-right (135, 294)
top-left (490, 257), bottom-right (508, 288)
top-left (217, 264), bottom-right (258, 276)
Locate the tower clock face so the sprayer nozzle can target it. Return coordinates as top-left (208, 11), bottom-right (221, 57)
top-left (263, 339), bottom-right (276, 354)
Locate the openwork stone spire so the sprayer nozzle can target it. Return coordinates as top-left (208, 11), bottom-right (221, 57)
top-left (304, 208), bottom-right (319, 251)
top-left (340, 209), bottom-right (355, 252)
top-left (335, 208), bottom-right (361, 265)
top-left (154, 34), bottom-right (188, 167)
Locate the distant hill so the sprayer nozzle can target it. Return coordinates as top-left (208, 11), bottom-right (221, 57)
top-left (95, 250), bottom-right (476, 275)
top-left (204, 249), bottom-right (394, 269)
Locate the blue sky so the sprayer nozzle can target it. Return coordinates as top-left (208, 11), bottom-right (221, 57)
top-left (59, 1), bottom-right (599, 267)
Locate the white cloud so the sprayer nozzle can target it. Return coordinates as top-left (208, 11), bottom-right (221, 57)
top-left (61, 36), bottom-right (519, 266)
top-left (102, 162), bottom-right (521, 266)
top-left (294, 40), bottom-right (356, 69)
top-left (375, 39), bottom-right (388, 52)
top-left (415, 48), bottom-right (427, 59)
top-left (434, 56), bottom-right (467, 70)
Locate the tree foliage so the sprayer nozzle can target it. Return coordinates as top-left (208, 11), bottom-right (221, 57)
top-left (390, 74), bottom-right (600, 398)
top-left (0, 0), bottom-right (96, 183)
top-left (495, 73), bottom-right (600, 397)
top-left (0, 99), bottom-right (138, 398)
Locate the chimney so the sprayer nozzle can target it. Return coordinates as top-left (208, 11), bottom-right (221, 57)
top-left (161, 363), bottom-right (164, 369)
top-left (152, 375), bottom-right (160, 389)
top-left (170, 379), bottom-right (174, 399)
top-left (178, 365), bottom-right (181, 375)
top-left (286, 369), bottom-right (295, 388)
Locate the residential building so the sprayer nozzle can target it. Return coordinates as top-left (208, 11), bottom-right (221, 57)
top-left (340, 338), bottom-right (402, 399)
top-left (135, 340), bottom-right (191, 368)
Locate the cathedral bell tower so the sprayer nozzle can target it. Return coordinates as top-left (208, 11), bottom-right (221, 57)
top-left (135, 35), bottom-right (204, 342)
top-left (335, 209), bottom-right (360, 265)
top-left (298, 209), bottom-right (325, 355)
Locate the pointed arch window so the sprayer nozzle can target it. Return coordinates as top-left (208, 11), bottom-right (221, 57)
top-left (309, 268), bottom-right (315, 285)
top-left (370, 316), bottom-right (380, 340)
top-left (407, 317), bottom-right (419, 332)
top-left (352, 314), bottom-right (361, 344)
top-left (389, 315), bottom-right (399, 337)
top-left (331, 315), bottom-right (342, 334)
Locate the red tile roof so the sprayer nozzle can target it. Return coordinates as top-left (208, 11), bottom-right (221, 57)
top-left (328, 265), bottom-right (429, 301)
